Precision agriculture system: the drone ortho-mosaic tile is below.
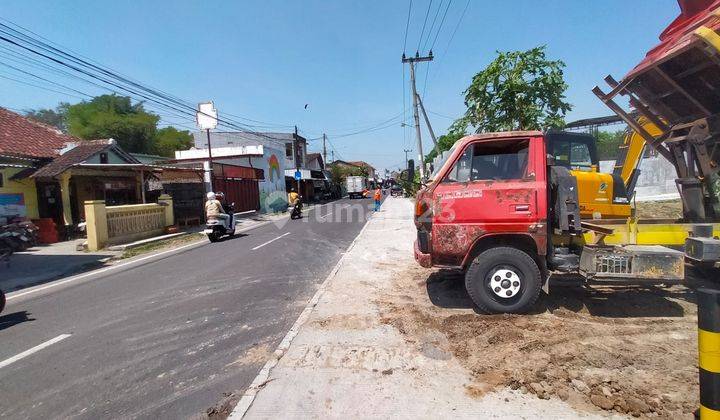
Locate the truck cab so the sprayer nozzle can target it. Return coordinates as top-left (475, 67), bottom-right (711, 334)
top-left (414, 131), bottom-right (549, 313)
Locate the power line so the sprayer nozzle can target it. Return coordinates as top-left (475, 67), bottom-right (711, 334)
top-left (429, 0), bottom-right (452, 51)
top-left (416, 0), bottom-right (433, 52)
top-left (421, 0), bottom-right (444, 52)
top-left (0, 20), bottom-right (296, 142)
top-left (0, 72), bottom-right (87, 99)
top-left (402, 0), bottom-right (413, 53)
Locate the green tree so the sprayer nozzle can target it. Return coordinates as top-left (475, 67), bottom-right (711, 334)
top-left (66, 95), bottom-right (160, 153)
top-left (153, 127), bottom-right (194, 157)
top-left (595, 130), bottom-right (625, 161)
top-left (24, 103), bottom-right (70, 132)
top-left (451, 46), bottom-right (572, 134)
top-left (424, 131), bottom-right (466, 163)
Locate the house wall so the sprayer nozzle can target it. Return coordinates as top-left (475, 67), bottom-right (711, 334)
top-left (213, 145), bottom-right (288, 213)
top-left (0, 167), bottom-right (39, 219)
top-left (84, 149), bottom-right (127, 164)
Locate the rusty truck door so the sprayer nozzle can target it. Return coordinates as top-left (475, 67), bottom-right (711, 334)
top-left (430, 136), bottom-right (546, 265)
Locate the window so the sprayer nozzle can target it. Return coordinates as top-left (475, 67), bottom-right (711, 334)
top-left (100, 152), bottom-right (108, 164)
top-left (550, 139), bottom-right (594, 170)
top-left (285, 143), bottom-right (293, 158)
top-left (443, 139), bottom-right (529, 183)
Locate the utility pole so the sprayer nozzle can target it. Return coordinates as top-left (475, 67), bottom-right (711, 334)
top-left (331, 150), bottom-right (334, 163)
top-left (322, 133), bottom-right (327, 168)
top-left (416, 92), bottom-right (439, 158)
top-left (402, 51), bottom-right (433, 179)
top-left (403, 148), bottom-right (412, 167)
top-left (294, 125), bottom-right (301, 195)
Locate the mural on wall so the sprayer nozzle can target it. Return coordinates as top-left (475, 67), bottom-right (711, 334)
top-left (267, 154), bottom-right (281, 182)
top-left (258, 150), bottom-right (288, 213)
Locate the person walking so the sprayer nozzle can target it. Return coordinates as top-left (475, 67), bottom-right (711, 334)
top-left (373, 187), bottom-right (382, 212)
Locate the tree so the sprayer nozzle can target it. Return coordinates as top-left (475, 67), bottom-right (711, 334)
top-left (595, 130), bottom-right (626, 161)
top-left (24, 103), bottom-right (70, 132)
top-left (424, 131), bottom-right (466, 164)
top-left (153, 127), bottom-right (194, 157)
top-left (451, 46), bottom-right (572, 134)
top-left (65, 95), bottom-right (160, 153)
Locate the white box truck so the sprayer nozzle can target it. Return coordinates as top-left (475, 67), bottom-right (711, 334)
top-left (346, 176), bottom-right (367, 199)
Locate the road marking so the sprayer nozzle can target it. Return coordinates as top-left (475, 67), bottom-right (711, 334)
top-left (0, 334), bottom-right (71, 369)
top-left (7, 218), bottom-right (283, 302)
top-left (251, 232), bottom-right (291, 251)
top-left (228, 213), bottom-right (373, 419)
top-left (319, 204), bottom-right (351, 220)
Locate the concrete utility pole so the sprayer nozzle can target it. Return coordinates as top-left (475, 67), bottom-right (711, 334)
top-left (416, 92), bottom-right (439, 159)
top-left (294, 126), bottom-right (301, 195)
top-left (402, 51), bottom-right (433, 179)
top-left (403, 148), bottom-right (412, 167)
top-left (322, 133), bottom-right (327, 168)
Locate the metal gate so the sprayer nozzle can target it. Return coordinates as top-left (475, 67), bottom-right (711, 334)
top-left (213, 177), bottom-right (260, 213)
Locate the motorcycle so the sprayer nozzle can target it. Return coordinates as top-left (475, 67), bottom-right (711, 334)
top-left (290, 199), bottom-right (303, 220)
top-left (204, 202), bottom-right (236, 242)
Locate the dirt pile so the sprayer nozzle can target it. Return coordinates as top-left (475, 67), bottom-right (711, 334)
top-left (377, 266), bottom-right (699, 419)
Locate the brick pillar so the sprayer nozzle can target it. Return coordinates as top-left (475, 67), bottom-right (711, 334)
top-left (85, 200), bottom-right (108, 251)
top-left (158, 194), bottom-right (174, 227)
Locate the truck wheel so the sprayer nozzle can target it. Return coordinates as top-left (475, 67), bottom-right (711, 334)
top-left (465, 246), bottom-right (541, 314)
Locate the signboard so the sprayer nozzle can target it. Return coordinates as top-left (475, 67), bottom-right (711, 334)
top-left (294, 170), bottom-right (302, 181)
top-left (0, 193), bottom-right (26, 217)
top-left (197, 101), bottom-right (218, 130)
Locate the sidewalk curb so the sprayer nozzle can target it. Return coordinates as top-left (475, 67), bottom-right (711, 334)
top-left (5, 217), bottom-right (279, 302)
top-left (228, 213), bottom-right (375, 419)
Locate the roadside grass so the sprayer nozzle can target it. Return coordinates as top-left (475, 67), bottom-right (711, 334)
top-left (120, 232), bottom-right (206, 259)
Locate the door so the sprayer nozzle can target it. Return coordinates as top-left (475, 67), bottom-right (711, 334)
top-left (430, 137), bottom-right (546, 264)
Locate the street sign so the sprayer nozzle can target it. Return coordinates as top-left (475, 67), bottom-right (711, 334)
top-left (294, 170), bottom-right (302, 181)
top-left (197, 101), bottom-right (218, 130)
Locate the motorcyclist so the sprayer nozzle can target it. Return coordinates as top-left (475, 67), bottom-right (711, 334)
top-left (288, 188), bottom-right (300, 207)
top-left (205, 191), bottom-right (230, 227)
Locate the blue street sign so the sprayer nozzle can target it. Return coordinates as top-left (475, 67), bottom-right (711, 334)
top-left (294, 170), bottom-right (302, 181)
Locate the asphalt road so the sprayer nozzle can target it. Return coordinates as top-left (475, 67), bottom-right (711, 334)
top-left (0, 196), bottom-right (381, 419)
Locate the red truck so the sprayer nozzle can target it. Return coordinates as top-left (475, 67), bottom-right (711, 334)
top-left (414, 131), bottom-right (552, 314)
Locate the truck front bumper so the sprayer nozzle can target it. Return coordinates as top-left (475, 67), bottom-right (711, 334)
top-left (414, 239), bottom-right (432, 268)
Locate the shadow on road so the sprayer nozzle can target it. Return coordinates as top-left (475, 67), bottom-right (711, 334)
top-left (0, 311), bottom-right (36, 331)
top-left (0, 253), bottom-right (114, 292)
top-left (425, 269), bottom-right (691, 318)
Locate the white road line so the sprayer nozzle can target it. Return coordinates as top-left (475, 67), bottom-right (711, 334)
top-left (251, 232), bottom-right (291, 251)
top-left (7, 239), bottom-right (205, 301)
top-left (0, 334), bottom-right (72, 369)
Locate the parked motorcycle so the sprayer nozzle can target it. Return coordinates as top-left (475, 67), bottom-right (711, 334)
top-left (290, 200), bottom-right (303, 220)
top-left (0, 221), bottom-right (37, 252)
top-left (205, 202), bottom-right (236, 242)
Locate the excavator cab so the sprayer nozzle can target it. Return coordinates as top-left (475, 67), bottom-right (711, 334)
top-left (545, 131), bottom-right (631, 219)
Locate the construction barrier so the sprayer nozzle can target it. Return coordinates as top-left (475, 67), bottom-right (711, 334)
top-left (698, 288), bottom-right (720, 419)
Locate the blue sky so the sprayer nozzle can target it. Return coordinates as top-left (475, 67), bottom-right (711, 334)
top-left (1, 0), bottom-right (679, 173)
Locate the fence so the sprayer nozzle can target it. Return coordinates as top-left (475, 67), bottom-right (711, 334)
top-left (85, 194), bottom-right (174, 251)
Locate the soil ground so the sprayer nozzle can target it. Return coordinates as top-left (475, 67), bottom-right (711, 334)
top-left (377, 265), bottom-right (700, 419)
top-left (635, 199), bottom-right (682, 219)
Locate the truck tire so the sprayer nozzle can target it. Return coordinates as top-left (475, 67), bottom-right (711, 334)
top-left (465, 246), bottom-right (541, 314)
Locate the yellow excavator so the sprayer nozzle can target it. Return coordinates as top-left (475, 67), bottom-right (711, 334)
top-left (555, 118), bottom-right (661, 221)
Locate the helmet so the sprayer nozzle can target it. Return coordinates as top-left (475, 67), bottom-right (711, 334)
top-left (206, 192), bottom-right (216, 200)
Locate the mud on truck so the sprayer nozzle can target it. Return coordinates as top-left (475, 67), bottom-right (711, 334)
top-left (414, 0), bottom-right (720, 314)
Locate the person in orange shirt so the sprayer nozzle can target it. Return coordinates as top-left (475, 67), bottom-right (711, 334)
top-left (373, 187), bottom-right (382, 212)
